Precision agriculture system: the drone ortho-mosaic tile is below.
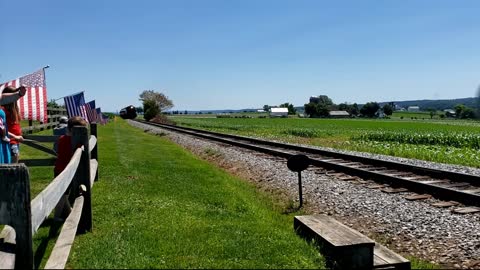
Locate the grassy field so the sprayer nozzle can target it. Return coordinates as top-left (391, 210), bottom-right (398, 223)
top-left (23, 119), bottom-right (325, 268)
top-left (170, 116), bottom-right (480, 168)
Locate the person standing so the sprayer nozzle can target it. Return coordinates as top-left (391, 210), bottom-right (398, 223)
top-left (54, 116), bottom-right (88, 219)
top-left (2, 86), bottom-right (24, 163)
top-left (0, 85), bottom-right (26, 163)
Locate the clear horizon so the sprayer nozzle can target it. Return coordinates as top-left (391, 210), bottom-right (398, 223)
top-left (2, 0), bottom-right (480, 112)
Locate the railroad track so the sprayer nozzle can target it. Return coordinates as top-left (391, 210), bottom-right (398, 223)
top-left (134, 119), bottom-right (480, 212)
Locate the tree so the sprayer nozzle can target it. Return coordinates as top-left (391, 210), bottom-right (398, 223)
top-left (349, 103), bottom-right (359, 116)
top-left (382, 104), bottom-right (394, 116)
top-left (279, 102), bottom-right (297, 115)
top-left (304, 103), bottom-right (318, 117)
top-left (460, 107), bottom-right (476, 119)
top-left (263, 105), bottom-right (270, 112)
top-left (454, 104), bottom-right (466, 119)
top-left (136, 106), bottom-right (144, 114)
top-left (305, 95), bottom-right (334, 117)
top-left (426, 108), bottom-right (436, 119)
top-left (47, 99), bottom-right (63, 108)
top-left (139, 90), bottom-right (173, 112)
top-left (360, 102), bottom-right (380, 118)
top-left (143, 99), bottom-right (160, 121)
top-left (316, 95), bottom-right (333, 106)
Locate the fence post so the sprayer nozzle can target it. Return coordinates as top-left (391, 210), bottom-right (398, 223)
top-left (28, 120), bottom-right (33, 134)
top-left (0, 164), bottom-right (33, 269)
top-left (71, 126), bottom-right (92, 233)
top-left (90, 123), bottom-right (98, 181)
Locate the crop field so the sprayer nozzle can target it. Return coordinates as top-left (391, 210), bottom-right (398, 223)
top-left (170, 117), bottom-right (480, 168)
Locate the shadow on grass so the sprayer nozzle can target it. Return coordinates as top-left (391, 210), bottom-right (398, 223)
top-left (34, 218), bottom-right (62, 269)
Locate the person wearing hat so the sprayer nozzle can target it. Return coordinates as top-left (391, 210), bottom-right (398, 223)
top-left (53, 116), bottom-right (69, 153)
top-left (0, 85), bottom-right (26, 163)
top-left (1, 86), bottom-right (25, 163)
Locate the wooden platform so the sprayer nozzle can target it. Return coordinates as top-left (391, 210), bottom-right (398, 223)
top-left (294, 215), bottom-right (410, 270)
top-left (294, 215), bottom-right (375, 269)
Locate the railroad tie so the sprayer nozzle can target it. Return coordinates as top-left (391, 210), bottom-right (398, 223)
top-left (404, 194), bottom-right (432, 201)
top-left (452, 207), bottom-right (480, 214)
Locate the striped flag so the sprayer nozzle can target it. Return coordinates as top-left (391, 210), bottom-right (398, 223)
top-left (64, 92), bottom-right (89, 122)
top-left (95, 108), bottom-right (103, 124)
top-left (0, 68), bottom-right (48, 123)
top-left (85, 100), bottom-right (97, 123)
top-left (102, 113), bottom-right (109, 124)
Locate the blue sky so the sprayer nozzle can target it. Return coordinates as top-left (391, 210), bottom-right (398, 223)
top-left (1, 0), bottom-right (479, 112)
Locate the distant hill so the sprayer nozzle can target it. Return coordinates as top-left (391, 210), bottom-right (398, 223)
top-left (380, 97), bottom-right (478, 111)
top-left (172, 97), bottom-right (478, 114)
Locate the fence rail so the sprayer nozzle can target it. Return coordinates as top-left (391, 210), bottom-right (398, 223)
top-left (0, 123), bottom-right (99, 269)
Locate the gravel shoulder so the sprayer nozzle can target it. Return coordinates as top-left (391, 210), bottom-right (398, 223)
top-left (130, 121), bottom-right (480, 269)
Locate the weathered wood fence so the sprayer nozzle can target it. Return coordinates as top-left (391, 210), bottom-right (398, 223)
top-left (23, 107), bottom-right (68, 134)
top-left (0, 123), bottom-right (98, 269)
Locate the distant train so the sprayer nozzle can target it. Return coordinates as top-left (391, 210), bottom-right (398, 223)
top-left (119, 105), bottom-right (137, 119)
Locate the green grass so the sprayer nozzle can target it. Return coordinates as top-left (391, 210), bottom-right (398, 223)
top-left (24, 119), bottom-right (325, 268)
top-left (170, 117), bottom-right (480, 168)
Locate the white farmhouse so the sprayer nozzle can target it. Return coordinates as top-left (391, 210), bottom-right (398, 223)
top-left (270, 107), bottom-right (289, 117)
top-left (407, 106), bottom-right (420, 112)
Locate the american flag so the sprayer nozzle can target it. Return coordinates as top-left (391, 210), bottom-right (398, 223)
top-left (0, 68), bottom-right (48, 123)
top-left (102, 113), bottom-right (109, 124)
top-left (95, 108), bottom-right (103, 124)
top-left (64, 92), bottom-right (89, 122)
top-left (85, 100), bottom-right (97, 123)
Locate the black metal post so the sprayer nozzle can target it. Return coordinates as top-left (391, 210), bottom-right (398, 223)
top-left (298, 171), bottom-right (303, 208)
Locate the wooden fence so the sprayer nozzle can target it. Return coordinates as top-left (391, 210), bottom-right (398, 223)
top-left (23, 107), bottom-right (68, 134)
top-left (0, 124), bottom-right (98, 269)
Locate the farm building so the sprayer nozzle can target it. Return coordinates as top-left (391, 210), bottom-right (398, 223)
top-left (407, 106), bottom-right (420, 112)
top-left (270, 107), bottom-right (288, 117)
top-left (329, 110), bottom-right (350, 118)
top-left (444, 109), bottom-right (456, 118)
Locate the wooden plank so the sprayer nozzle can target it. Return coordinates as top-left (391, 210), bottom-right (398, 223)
top-left (21, 158), bottom-right (56, 167)
top-left (373, 243), bottom-right (410, 269)
top-left (295, 215), bottom-right (375, 247)
top-left (30, 149), bottom-right (82, 234)
top-left (88, 135), bottom-right (97, 153)
top-left (294, 215), bottom-right (375, 269)
top-left (22, 140), bottom-right (57, 156)
top-left (72, 126), bottom-right (93, 233)
top-left (0, 164), bottom-right (33, 269)
top-left (90, 124), bottom-right (98, 181)
top-left (431, 201), bottom-right (460, 208)
top-left (381, 188), bottom-right (408, 194)
top-left (404, 194), bottom-right (432, 201)
top-left (90, 159), bottom-right (98, 188)
top-left (23, 135), bottom-right (60, 143)
top-left (443, 182), bottom-right (470, 188)
top-left (452, 207), bottom-right (480, 214)
top-left (0, 226), bottom-right (16, 269)
top-left (45, 196), bottom-right (84, 269)
top-left (367, 184), bottom-right (388, 189)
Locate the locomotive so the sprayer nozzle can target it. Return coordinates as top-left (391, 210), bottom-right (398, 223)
top-left (119, 105), bottom-right (137, 119)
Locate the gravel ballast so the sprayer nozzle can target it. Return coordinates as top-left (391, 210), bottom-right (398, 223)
top-left (130, 121), bottom-right (480, 269)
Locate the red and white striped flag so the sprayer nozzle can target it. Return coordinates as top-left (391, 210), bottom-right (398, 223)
top-left (0, 68), bottom-right (48, 123)
top-left (85, 100), bottom-right (97, 123)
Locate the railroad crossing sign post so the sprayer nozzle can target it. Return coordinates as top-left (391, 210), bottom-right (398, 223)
top-left (287, 154), bottom-right (311, 208)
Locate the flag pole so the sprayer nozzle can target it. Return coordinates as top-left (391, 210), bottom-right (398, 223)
top-left (53, 91), bottom-right (85, 101)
